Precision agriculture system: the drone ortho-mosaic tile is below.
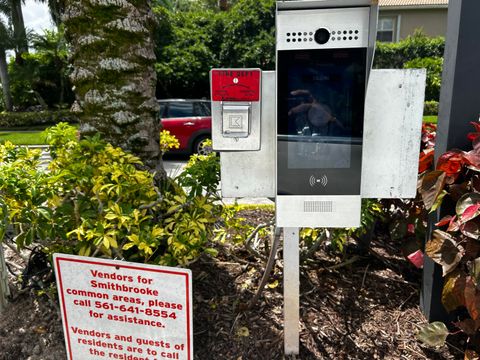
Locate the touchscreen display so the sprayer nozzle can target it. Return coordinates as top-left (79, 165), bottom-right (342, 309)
top-left (277, 48), bottom-right (366, 170)
top-left (277, 47), bottom-right (367, 196)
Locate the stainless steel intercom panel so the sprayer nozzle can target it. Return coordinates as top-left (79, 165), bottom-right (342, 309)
top-left (276, 0), bottom-right (378, 228)
top-left (210, 69), bottom-right (262, 151)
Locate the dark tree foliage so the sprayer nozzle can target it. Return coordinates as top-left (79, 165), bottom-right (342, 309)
top-left (154, 6), bottom-right (222, 98)
top-left (218, 0), bottom-right (275, 69)
top-left (154, 0), bottom-right (275, 99)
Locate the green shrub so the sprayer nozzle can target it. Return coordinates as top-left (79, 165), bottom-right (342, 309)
top-left (424, 100), bottom-right (439, 116)
top-left (0, 123), bottom-right (222, 266)
top-left (374, 31), bottom-right (445, 69)
top-left (404, 57), bottom-right (443, 102)
top-left (176, 140), bottom-right (220, 198)
top-left (0, 110), bottom-right (78, 129)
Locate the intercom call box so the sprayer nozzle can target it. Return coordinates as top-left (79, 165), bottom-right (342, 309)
top-left (209, 1), bottom-right (424, 231)
top-left (276, 0), bottom-right (378, 228)
top-left (210, 69), bottom-right (262, 151)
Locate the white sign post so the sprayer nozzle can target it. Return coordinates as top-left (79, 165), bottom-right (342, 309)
top-left (53, 254), bottom-right (193, 360)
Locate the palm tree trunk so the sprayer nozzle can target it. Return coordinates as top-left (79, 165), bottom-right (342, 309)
top-left (11, 0), bottom-right (28, 59)
top-left (0, 49), bottom-right (13, 111)
top-left (62, 0), bottom-right (164, 176)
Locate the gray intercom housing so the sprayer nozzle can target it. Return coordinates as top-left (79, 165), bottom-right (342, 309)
top-left (276, 0), bottom-right (378, 228)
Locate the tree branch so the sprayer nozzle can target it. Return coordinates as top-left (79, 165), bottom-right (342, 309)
top-left (244, 220), bottom-right (274, 260)
top-left (247, 227), bottom-right (281, 309)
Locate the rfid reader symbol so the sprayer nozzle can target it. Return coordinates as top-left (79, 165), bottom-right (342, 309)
top-left (309, 175), bottom-right (328, 187)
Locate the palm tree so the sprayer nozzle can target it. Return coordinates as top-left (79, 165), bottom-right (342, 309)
top-left (30, 28), bottom-right (69, 106)
top-left (61, 0), bottom-right (163, 175)
top-left (0, 17), bottom-right (14, 110)
top-left (10, 0), bottom-right (27, 56)
top-left (0, 0), bottom-right (28, 62)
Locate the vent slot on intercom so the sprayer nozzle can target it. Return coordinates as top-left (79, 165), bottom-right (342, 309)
top-left (303, 201), bottom-right (333, 213)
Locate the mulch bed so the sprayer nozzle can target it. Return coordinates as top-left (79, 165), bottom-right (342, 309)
top-left (0, 208), bottom-right (465, 359)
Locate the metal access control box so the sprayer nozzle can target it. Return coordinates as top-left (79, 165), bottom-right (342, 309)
top-left (210, 69), bottom-right (262, 151)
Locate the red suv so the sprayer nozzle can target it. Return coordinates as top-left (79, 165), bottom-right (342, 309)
top-left (158, 99), bottom-right (212, 154)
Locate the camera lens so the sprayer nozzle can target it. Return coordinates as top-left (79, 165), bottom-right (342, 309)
top-left (314, 28), bottom-right (330, 44)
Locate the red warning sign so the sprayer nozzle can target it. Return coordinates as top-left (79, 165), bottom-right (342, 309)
top-left (211, 69), bottom-right (261, 102)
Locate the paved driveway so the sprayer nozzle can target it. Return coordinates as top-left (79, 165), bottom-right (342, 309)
top-left (34, 146), bottom-right (189, 176)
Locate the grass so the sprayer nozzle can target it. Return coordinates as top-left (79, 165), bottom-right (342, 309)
top-left (0, 131), bottom-right (46, 145)
top-left (423, 115), bottom-right (438, 124)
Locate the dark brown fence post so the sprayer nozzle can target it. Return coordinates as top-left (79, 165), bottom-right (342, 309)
top-left (421, 0), bottom-right (480, 321)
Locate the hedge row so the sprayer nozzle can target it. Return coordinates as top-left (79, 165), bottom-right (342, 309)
top-left (374, 31), bottom-right (445, 106)
top-left (374, 31), bottom-right (445, 69)
top-left (0, 110), bottom-right (78, 129)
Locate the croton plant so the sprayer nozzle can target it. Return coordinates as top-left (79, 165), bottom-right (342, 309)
top-left (416, 122), bottom-right (480, 356)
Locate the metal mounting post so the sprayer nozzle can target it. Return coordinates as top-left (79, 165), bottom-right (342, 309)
top-left (284, 227), bottom-right (300, 355)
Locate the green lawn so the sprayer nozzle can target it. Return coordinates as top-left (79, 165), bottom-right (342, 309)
top-left (0, 131), bottom-right (46, 145)
top-left (423, 115), bottom-right (438, 124)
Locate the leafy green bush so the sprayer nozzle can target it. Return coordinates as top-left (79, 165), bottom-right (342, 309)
top-left (374, 31), bottom-right (445, 69)
top-left (424, 100), bottom-right (439, 116)
top-left (176, 140), bottom-right (220, 198)
top-left (404, 57), bottom-right (443, 102)
top-left (0, 110), bottom-right (78, 129)
top-left (0, 123), bottom-right (222, 266)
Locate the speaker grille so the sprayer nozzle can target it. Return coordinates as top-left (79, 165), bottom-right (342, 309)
top-left (303, 200), bottom-right (333, 213)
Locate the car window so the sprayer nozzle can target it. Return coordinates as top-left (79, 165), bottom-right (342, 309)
top-left (201, 102), bottom-right (211, 116)
top-left (193, 102), bottom-right (211, 117)
top-left (158, 103), bottom-right (166, 118)
top-left (167, 102), bottom-right (194, 118)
